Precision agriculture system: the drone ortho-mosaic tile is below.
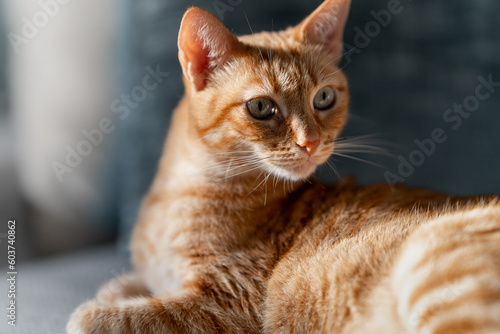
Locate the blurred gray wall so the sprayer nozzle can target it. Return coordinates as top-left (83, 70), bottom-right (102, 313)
top-left (2, 0), bottom-right (117, 257)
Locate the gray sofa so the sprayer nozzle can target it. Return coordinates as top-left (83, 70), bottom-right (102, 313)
top-left (0, 245), bottom-right (129, 334)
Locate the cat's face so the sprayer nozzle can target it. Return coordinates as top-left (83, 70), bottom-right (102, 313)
top-left (178, 0), bottom-right (351, 181)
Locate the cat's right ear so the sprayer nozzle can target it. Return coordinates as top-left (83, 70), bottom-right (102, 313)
top-left (178, 7), bottom-right (244, 92)
top-left (295, 0), bottom-right (351, 63)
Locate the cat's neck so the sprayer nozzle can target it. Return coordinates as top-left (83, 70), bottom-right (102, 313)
top-left (149, 96), bottom-right (298, 205)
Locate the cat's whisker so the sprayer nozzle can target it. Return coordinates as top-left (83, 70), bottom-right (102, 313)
top-left (266, 47), bottom-right (274, 64)
top-left (194, 132), bottom-right (217, 143)
top-left (248, 169), bottom-right (266, 192)
top-left (265, 168), bottom-right (276, 203)
top-left (219, 164), bottom-right (263, 180)
top-left (193, 125), bottom-right (239, 143)
top-left (322, 48), bottom-right (360, 78)
top-left (335, 47), bottom-right (359, 63)
top-left (253, 170), bottom-right (265, 186)
top-left (217, 155), bottom-right (273, 180)
top-left (273, 172), bottom-right (280, 191)
top-left (310, 175), bottom-right (326, 189)
top-left (324, 61), bottom-right (351, 78)
top-left (332, 152), bottom-right (387, 170)
top-left (318, 47), bottom-right (359, 76)
top-left (334, 146), bottom-right (391, 156)
top-left (197, 157), bottom-right (270, 176)
top-left (215, 160), bottom-right (264, 173)
top-left (325, 160), bottom-right (341, 180)
top-left (332, 135), bottom-right (394, 157)
top-left (224, 158), bottom-right (234, 178)
top-left (247, 167), bottom-right (275, 199)
top-left (189, 151), bottom-right (257, 161)
top-left (198, 157), bottom-right (263, 171)
top-left (263, 171), bottom-right (272, 205)
top-left (333, 134), bottom-right (385, 143)
top-left (244, 12), bottom-right (265, 63)
top-left (202, 155), bottom-right (259, 163)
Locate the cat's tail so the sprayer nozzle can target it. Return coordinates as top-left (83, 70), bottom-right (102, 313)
top-left (392, 204), bottom-right (500, 334)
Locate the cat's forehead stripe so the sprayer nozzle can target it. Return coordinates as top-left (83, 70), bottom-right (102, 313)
top-left (254, 52), bottom-right (317, 99)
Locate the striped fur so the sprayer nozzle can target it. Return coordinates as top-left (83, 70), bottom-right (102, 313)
top-left (68, 1), bottom-right (500, 333)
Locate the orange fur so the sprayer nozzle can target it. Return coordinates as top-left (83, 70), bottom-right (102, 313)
top-left (68, 1), bottom-right (500, 333)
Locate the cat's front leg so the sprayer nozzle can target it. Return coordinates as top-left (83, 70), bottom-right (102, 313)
top-left (67, 289), bottom-right (261, 334)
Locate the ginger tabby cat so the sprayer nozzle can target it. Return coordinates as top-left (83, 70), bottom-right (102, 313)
top-left (68, 0), bottom-right (500, 333)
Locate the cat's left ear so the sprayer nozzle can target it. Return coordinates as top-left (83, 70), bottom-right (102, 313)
top-left (295, 0), bottom-right (351, 62)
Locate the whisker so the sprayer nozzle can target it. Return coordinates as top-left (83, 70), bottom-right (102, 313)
top-left (224, 158), bottom-right (234, 178)
top-left (332, 152), bottom-right (387, 169)
top-left (333, 134), bottom-right (386, 143)
top-left (334, 146), bottom-right (392, 156)
top-left (189, 151), bottom-right (256, 161)
top-left (325, 160), bottom-right (341, 179)
top-left (199, 157), bottom-right (264, 171)
top-left (244, 12), bottom-right (265, 63)
top-left (194, 132), bottom-right (216, 143)
top-left (310, 175), bottom-right (326, 189)
top-left (218, 159), bottom-right (264, 171)
top-left (247, 167), bottom-right (274, 199)
top-left (333, 135), bottom-right (395, 157)
top-left (324, 61), bottom-right (351, 78)
top-left (319, 47), bottom-right (359, 76)
top-left (263, 170), bottom-right (274, 205)
top-left (219, 164), bottom-right (263, 180)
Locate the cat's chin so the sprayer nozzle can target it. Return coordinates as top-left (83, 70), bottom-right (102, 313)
top-left (273, 161), bottom-right (318, 181)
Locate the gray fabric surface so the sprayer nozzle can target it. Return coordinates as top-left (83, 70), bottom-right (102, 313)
top-left (0, 245), bottom-right (130, 334)
top-left (0, 1), bottom-right (7, 111)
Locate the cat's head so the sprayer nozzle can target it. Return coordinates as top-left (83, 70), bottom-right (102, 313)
top-left (178, 0), bottom-right (351, 181)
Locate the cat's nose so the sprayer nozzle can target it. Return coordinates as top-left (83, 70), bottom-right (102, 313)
top-left (297, 139), bottom-right (320, 155)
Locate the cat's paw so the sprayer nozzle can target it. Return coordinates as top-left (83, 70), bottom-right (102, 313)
top-left (95, 272), bottom-right (150, 305)
top-left (66, 300), bottom-right (99, 334)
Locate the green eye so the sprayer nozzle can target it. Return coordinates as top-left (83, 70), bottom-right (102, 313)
top-left (246, 97), bottom-right (276, 120)
top-left (313, 86), bottom-right (336, 110)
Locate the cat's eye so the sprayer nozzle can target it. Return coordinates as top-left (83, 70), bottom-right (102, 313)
top-left (246, 97), bottom-right (276, 120)
top-left (313, 86), bottom-right (336, 111)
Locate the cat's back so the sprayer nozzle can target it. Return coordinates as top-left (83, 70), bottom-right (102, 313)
top-left (265, 179), bottom-right (500, 333)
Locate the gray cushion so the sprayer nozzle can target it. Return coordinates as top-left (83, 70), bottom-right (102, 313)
top-left (0, 245), bottom-right (130, 334)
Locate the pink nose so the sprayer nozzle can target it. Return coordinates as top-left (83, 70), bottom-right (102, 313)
top-left (297, 139), bottom-right (320, 155)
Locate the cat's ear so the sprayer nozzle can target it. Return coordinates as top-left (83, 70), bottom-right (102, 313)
top-left (295, 0), bottom-right (351, 62)
top-left (178, 7), bottom-right (244, 91)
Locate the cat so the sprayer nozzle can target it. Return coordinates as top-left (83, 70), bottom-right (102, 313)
top-left (67, 0), bottom-right (500, 333)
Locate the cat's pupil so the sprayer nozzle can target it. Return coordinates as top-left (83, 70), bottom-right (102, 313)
top-left (259, 101), bottom-right (263, 111)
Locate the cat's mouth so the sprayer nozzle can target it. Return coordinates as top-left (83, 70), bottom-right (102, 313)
top-left (290, 161), bottom-right (317, 178)
top-left (271, 159), bottom-right (318, 181)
